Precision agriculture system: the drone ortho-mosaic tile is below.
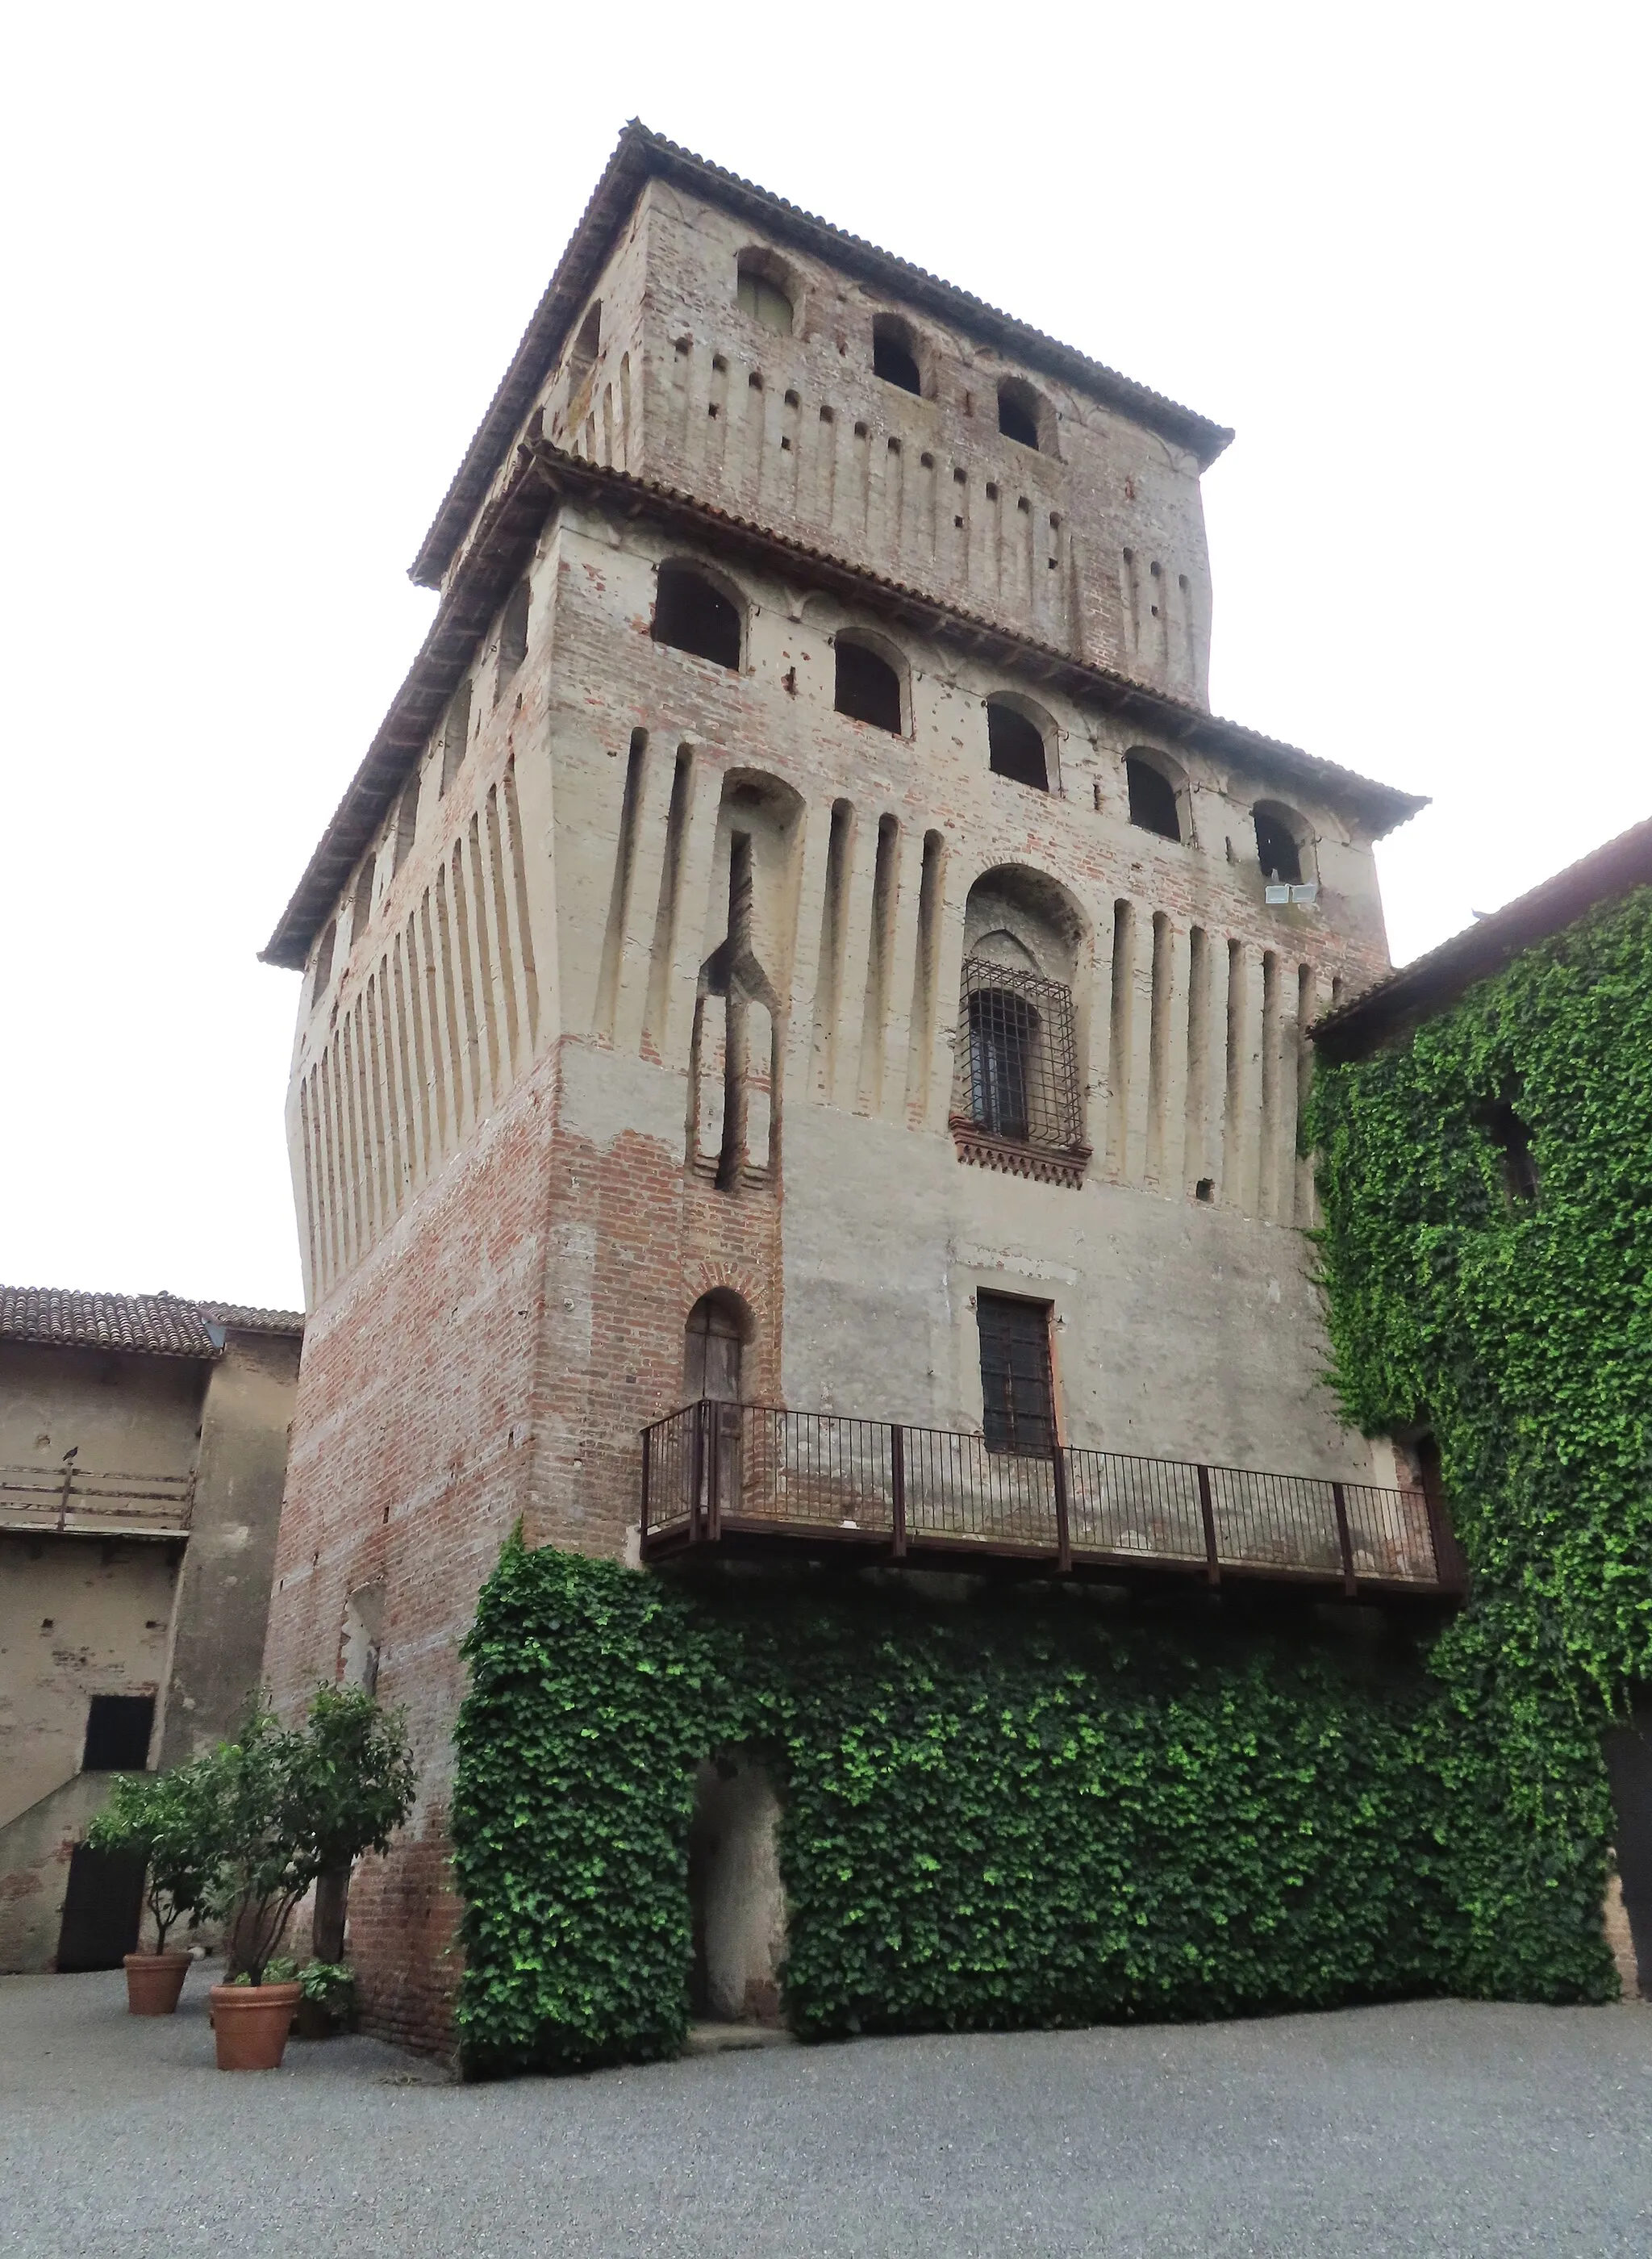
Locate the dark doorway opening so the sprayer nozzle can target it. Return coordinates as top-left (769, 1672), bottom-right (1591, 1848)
top-left (82, 1693), bottom-right (156, 1772)
top-left (56, 1844), bottom-right (146, 1971)
top-left (1604, 1695), bottom-right (1652, 1998)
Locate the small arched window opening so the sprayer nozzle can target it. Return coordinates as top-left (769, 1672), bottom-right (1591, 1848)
top-left (1126, 755), bottom-right (1181, 841)
top-left (495, 578), bottom-right (530, 699)
top-left (1254, 804), bottom-right (1305, 885)
top-left (987, 701), bottom-right (1049, 791)
top-left (1482, 1099), bottom-right (1540, 1208)
top-left (391, 775), bottom-right (420, 875)
top-left (567, 301), bottom-right (601, 393)
top-left (351, 854), bottom-right (376, 938)
top-left (997, 378), bottom-right (1049, 453)
top-left (736, 249), bottom-right (795, 336)
top-left (684, 1291), bottom-right (747, 1402)
top-left (872, 315), bottom-right (923, 396)
top-left (834, 638), bottom-right (904, 733)
top-left (653, 563), bottom-right (742, 670)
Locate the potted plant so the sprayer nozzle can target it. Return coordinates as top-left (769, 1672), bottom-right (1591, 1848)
top-left (86, 1761), bottom-right (218, 2015)
top-left (292, 1958), bottom-right (357, 2040)
top-left (206, 1687), bottom-right (414, 2072)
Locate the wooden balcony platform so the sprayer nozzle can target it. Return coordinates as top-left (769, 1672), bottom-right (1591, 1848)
top-left (0, 1462), bottom-right (194, 1541)
top-left (640, 1402), bottom-right (1466, 1608)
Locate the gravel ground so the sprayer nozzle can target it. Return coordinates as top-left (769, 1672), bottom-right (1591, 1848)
top-left (2, 1969), bottom-right (1650, 2257)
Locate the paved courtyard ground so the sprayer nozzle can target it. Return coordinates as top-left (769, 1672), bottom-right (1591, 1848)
top-left (2, 1969), bottom-right (1650, 2257)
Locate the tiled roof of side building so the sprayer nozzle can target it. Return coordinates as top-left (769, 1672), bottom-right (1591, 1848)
top-left (408, 120), bottom-right (1236, 591)
top-left (0, 1288), bottom-right (304, 1359)
top-left (261, 441), bottom-right (1428, 971)
top-left (1311, 814), bottom-right (1652, 1062)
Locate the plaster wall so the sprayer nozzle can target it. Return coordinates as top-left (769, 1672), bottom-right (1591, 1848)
top-left (689, 1756), bottom-right (786, 2023)
top-left (0, 1342), bottom-right (202, 1483)
top-left (159, 1331), bottom-right (303, 1766)
top-left (0, 1535), bottom-right (175, 1831)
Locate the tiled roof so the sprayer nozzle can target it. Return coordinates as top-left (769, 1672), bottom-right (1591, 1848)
top-left (1312, 814), bottom-right (1652, 1060)
top-left (261, 441), bottom-right (1427, 971)
top-left (0, 1288), bottom-right (303, 1359)
top-left (408, 121), bottom-right (1235, 591)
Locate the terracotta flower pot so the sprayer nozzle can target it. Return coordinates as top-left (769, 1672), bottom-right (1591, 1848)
top-left (208, 1982), bottom-right (302, 2071)
top-left (123, 1952), bottom-right (193, 2016)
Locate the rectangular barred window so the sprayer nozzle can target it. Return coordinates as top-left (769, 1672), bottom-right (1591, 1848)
top-left (952, 957), bottom-right (1084, 1156)
top-left (977, 1292), bottom-right (1056, 1455)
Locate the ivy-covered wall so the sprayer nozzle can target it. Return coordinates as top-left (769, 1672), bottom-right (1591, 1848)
top-left (448, 887), bottom-right (1650, 2075)
top-left (1308, 881), bottom-right (1652, 2001)
top-left (452, 1542), bottom-right (1611, 2076)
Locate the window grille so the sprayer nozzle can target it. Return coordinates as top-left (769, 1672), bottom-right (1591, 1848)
top-left (976, 1292), bottom-right (1056, 1455)
top-left (952, 956), bottom-right (1083, 1157)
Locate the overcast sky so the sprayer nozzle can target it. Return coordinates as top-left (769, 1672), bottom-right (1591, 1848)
top-left (2, 2), bottom-right (1645, 1313)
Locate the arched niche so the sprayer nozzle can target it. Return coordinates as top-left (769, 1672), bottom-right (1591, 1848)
top-left (736, 245), bottom-right (799, 336)
top-left (962, 862), bottom-right (1086, 990)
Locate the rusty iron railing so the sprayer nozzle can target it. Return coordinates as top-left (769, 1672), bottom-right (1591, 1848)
top-left (639, 1402), bottom-right (1461, 1599)
top-left (0, 1461), bottom-right (194, 1538)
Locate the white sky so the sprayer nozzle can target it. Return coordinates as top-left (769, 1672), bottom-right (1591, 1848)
top-left (2, 2), bottom-right (1645, 1313)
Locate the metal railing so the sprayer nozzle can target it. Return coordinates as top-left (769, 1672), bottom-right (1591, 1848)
top-left (640, 1402), bottom-right (1458, 1596)
top-left (0, 1460), bottom-right (194, 1538)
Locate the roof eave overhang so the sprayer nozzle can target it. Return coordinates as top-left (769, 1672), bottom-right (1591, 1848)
top-left (407, 122), bottom-right (1235, 593)
top-left (1311, 816), bottom-right (1652, 1061)
top-left (262, 446), bottom-right (1425, 971)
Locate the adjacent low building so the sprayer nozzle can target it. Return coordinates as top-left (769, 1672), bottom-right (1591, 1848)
top-left (0, 1288), bottom-right (302, 1972)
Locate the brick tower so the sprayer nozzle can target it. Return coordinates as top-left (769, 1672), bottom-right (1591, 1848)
top-left (261, 124), bottom-right (1430, 2050)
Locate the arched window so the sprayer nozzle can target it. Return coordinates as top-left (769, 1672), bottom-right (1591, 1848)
top-left (1254, 804), bottom-right (1305, 884)
top-left (736, 249), bottom-right (795, 336)
top-left (997, 377), bottom-right (1049, 453)
top-left (834, 638), bottom-right (903, 733)
top-left (987, 701), bottom-right (1049, 791)
top-left (684, 1292), bottom-right (746, 1401)
top-left (968, 986), bottom-right (1037, 1138)
top-left (872, 315), bottom-right (924, 396)
top-left (653, 563), bottom-right (743, 670)
top-left (1125, 755), bottom-right (1181, 841)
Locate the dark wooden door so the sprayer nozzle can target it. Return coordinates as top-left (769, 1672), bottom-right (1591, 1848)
top-left (56, 1844), bottom-right (146, 1971)
top-left (977, 1293), bottom-right (1055, 1455)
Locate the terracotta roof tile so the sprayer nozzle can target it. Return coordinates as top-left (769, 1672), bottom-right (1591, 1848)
top-left (0, 1287), bottom-right (303, 1359)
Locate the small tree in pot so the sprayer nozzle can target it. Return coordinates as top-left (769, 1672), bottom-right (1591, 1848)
top-left (207, 1687), bottom-right (415, 2072)
top-left (87, 1761), bottom-right (220, 2015)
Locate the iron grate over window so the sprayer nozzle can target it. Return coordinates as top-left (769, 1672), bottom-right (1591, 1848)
top-left (951, 956), bottom-right (1084, 1157)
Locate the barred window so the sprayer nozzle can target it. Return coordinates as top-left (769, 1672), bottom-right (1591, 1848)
top-left (953, 956), bottom-right (1083, 1151)
top-left (977, 1292), bottom-right (1055, 1455)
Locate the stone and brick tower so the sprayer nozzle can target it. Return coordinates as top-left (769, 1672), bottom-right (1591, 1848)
top-left (261, 124), bottom-right (1428, 2049)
